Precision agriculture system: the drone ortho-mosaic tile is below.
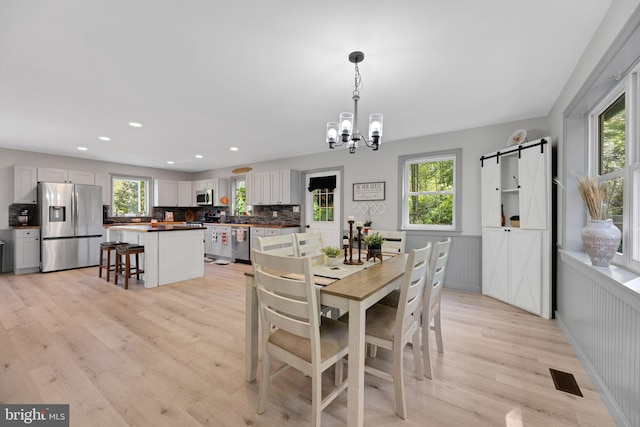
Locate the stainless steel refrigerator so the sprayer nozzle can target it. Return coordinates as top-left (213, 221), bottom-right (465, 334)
top-left (38, 182), bottom-right (103, 272)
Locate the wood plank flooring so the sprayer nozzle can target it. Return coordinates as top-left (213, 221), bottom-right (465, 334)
top-left (0, 263), bottom-right (614, 426)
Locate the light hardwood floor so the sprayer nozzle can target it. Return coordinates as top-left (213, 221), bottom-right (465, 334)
top-left (0, 263), bottom-right (614, 426)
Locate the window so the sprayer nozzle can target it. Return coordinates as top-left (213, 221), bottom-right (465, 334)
top-left (111, 175), bottom-right (149, 216)
top-left (313, 188), bottom-right (334, 222)
top-left (400, 149), bottom-right (461, 231)
top-left (232, 176), bottom-right (249, 215)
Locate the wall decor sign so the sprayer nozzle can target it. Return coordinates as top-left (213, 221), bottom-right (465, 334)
top-left (353, 182), bottom-right (385, 201)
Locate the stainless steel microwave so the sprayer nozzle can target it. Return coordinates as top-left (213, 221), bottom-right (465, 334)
top-left (196, 189), bottom-right (214, 205)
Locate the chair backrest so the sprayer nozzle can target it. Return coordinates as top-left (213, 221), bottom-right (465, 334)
top-left (252, 249), bottom-right (321, 351)
top-left (293, 232), bottom-right (325, 265)
top-left (395, 243), bottom-right (432, 334)
top-left (369, 230), bottom-right (406, 254)
top-left (424, 238), bottom-right (451, 319)
top-left (256, 234), bottom-right (295, 257)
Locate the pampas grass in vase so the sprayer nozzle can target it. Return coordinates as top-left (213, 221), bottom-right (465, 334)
top-left (573, 173), bottom-right (606, 220)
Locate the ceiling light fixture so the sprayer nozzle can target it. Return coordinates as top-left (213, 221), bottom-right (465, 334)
top-left (326, 51), bottom-right (383, 154)
top-left (99, 136), bottom-right (111, 141)
top-left (167, 161), bottom-right (174, 165)
top-left (77, 147), bottom-right (88, 151)
top-left (128, 122), bottom-right (142, 128)
top-left (230, 147), bottom-right (239, 151)
top-left (195, 154), bottom-right (203, 159)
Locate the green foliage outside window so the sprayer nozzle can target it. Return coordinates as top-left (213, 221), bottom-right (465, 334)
top-left (408, 159), bottom-right (454, 225)
top-left (313, 189), bottom-right (334, 222)
top-left (235, 186), bottom-right (247, 215)
top-left (112, 178), bottom-right (147, 215)
top-left (599, 93), bottom-right (625, 253)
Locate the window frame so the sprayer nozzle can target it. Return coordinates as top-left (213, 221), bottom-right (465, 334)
top-left (587, 68), bottom-right (639, 270)
top-left (399, 148), bottom-right (462, 232)
top-left (110, 174), bottom-right (150, 217)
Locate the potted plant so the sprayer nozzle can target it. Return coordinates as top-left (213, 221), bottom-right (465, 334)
top-left (574, 173), bottom-right (621, 266)
top-left (364, 232), bottom-right (384, 251)
top-left (363, 220), bottom-right (372, 235)
top-left (322, 246), bottom-right (342, 266)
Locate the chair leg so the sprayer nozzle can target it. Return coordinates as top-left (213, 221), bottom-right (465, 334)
top-left (114, 252), bottom-right (120, 285)
top-left (423, 323), bottom-right (433, 379)
top-left (99, 248), bottom-right (104, 278)
top-left (106, 248), bottom-right (112, 282)
top-left (434, 310), bottom-right (444, 353)
top-left (257, 351), bottom-right (270, 415)
top-left (311, 367), bottom-right (322, 427)
top-left (392, 339), bottom-right (407, 419)
top-left (135, 253), bottom-right (140, 280)
top-left (124, 253), bottom-right (131, 290)
top-left (412, 328), bottom-right (424, 379)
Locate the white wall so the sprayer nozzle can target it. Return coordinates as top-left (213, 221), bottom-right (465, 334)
top-left (206, 116), bottom-right (549, 237)
top-left (0, 147), bottom-right (194, 228)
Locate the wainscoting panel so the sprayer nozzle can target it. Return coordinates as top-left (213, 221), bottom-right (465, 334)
top-left (557, 254), bottom-right (640, 427)
top-left (406, 233), bottom-right (481, 293)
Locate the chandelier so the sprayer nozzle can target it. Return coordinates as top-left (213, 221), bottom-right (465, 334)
top-left (326, 51), bottom-right (383, 153)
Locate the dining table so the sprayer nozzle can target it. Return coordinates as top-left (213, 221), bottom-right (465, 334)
top-left (245, 253), bottom-right (408, 427)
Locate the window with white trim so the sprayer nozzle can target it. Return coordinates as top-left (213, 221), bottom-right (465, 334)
top-left (111, 175), bottom-right (150, 216)
top-left (400, 149), bottom-right (461, 231)
top-left (588, 70), bottom-right (638, 269)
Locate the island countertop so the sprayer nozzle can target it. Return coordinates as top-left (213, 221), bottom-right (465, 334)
top-left (108, 224), bottom-right (205, 233)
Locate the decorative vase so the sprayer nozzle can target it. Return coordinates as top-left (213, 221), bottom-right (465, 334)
top-left (327, 256), bottom-right (340, 267)
top-left (581, 219), bottom-right (621, 267)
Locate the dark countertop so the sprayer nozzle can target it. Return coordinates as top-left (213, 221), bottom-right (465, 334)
top-left (11, 225), bottom-right (41, 229)
top-left (108, 224), bottom-right (205, 233)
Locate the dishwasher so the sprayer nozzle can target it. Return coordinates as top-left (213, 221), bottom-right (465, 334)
top-left (231, 226), bottom-right (250, 263)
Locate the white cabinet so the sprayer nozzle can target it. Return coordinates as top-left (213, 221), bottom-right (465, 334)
top-left (270, 169), bottom-right (301, 204)
top-left (13, 229), bottom-right (40, 274)
top-left (248, 170), bottom-right (300, 205)
top-left (178, 181), bottom-right (193, 207)
top-left (248, 172), bottom-right (271, 205)
top-left (14, 165), bottom-right (38, 204)
top-left (38, 168), bottom-right (94, 184)
top-left (481, 137), bottom-right (551, 318)
top-left (482, 228), bottom-right (542, 315)
top-left (206, 225), bottom-right (232, 258)
top-left (153, 179), bottom-right (178, 207)
top-left (95, 173), bottom-right (111, 206)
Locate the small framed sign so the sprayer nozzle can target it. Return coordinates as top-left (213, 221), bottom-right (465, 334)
top-left (353, 182), bottom-right (385, 201)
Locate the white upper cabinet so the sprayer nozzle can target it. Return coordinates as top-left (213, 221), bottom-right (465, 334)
top-left (38, 167), bottom-right (95, 184)
top-left (95, 173), bottom-right (111, 205)
top-left (178, 181), bottom-right (193, 207)
top-left (248, 169), bottom-right (300, 206)
top-left (154, 179), bottom-right (178, 207)
top-left (193, 178), bottom-right (229, 206)
top-left (14, 165), bottom-right (37, 204)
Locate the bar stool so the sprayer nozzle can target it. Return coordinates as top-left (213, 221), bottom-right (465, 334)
top-left (114, 244), bottom-right (145, 289)
top-left (99, 241), bottom-right (126, 282)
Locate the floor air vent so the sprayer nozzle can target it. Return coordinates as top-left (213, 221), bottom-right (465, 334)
top-left (549, 368), bottom-right (583, 397)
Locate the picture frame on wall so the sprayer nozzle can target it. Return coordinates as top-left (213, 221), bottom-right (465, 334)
top-left (353, 182), bottom-right (385, 201)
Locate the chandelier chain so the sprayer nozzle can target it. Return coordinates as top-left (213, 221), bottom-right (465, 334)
top-left (352, 62), bottom-right (363, 98)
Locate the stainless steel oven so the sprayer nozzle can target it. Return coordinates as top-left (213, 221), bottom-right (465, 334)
top-left (196, 189), bottom-right (214, 206)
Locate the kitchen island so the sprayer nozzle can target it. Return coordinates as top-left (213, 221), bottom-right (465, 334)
top-left (107, 224), bottom-right (204, 288)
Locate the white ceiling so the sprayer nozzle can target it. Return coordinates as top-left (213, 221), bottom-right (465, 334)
top-left (0, 1), bottom-right (613, 172)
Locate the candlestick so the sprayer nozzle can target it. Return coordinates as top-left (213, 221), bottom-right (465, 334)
top-left (356, 221), bottom-right (363, 228)
top-left (348, 216), bottom-right (354, 221)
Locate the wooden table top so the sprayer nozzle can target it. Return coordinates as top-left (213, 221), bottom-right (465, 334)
top-left (321, 253), bottom-right (407, 301)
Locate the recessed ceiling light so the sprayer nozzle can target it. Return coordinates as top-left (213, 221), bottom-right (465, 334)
top-left (98, 136), bottom-right (111, 141)
top-left (195, 154), bottom-right (203, 159)
top-left (128, 122), bottom-right (143, 128)
top-left (77, 147), bottom-right (88, 151)
top-left (167, 161), bottom-right (175, 164)
top-left (230, 147), bottom-right (239, 151)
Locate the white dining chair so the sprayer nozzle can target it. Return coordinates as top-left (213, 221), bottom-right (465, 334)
top-left (422, 237), bottom-right (451, 379)
top-left (256, 234), bottom-right (295, 256)
top-left (252, 249), bottom-right (349, 426)
top-left (368, 229), bottom-right (406, 254)
top-left (339, 243), bottom-right (432, 419)
top-left (293, 232), bottom-right (325, 266)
